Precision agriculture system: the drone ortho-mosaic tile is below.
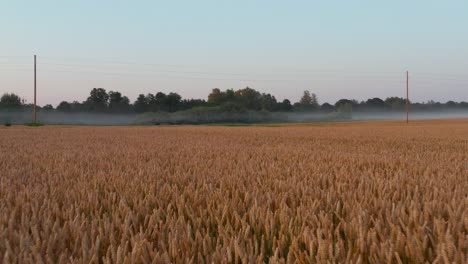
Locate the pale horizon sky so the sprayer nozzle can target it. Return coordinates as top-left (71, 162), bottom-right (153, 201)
top-left (1, 0), bottom-right (467, 106)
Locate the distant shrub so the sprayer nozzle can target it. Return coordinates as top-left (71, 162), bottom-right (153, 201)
top-left (4, 122), bottom-right (11, 127)
top-left (25, 122), bottom-right (44, 127)
top-left (220, 102), bottom-right (247, 113)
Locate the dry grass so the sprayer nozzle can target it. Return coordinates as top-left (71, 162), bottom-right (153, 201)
top-left (0, 119), bottom-right (467, 263)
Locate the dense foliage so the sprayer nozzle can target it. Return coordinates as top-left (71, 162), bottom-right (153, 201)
top-left (1, 88), bottom-right (467, 114)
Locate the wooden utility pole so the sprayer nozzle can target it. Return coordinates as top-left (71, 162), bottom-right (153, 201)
top-left (406, 70), bottom-right (409, 124)
top-left (34, 55), bottom-right (37, 124)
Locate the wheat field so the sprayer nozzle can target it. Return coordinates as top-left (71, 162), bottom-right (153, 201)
top-left (0, 119), bottom-right (467, 263)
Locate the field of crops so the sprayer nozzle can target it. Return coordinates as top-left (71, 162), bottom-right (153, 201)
top-left (0, 119), bottom-right (467, 263)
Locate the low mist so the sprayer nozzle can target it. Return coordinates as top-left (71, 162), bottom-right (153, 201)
top-left (1, 110), bottom-right (467, 126)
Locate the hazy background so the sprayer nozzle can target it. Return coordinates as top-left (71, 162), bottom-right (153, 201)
top-left (1, 0), bottom-right (467, 106)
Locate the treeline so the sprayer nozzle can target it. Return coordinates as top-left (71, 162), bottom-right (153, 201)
top-left (1, 87), bottom-right (468, 114)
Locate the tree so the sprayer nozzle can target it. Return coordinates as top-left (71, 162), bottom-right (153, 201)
top-left (446, 101), bottom-right (457, 108)
top-left (108, 91), bottom-right (131, 113)
top-left (300, 90), bottom-right (312, 105)
top-left (108, 91), bottom-right (123, 105)
top-left (154, 92), bottom-right (168, 111)
top-left (311, 93), bottom-right (319, 108)
top-left (320, 103), bottom-right (335, 112)
top-left (143, 93), bottom-right (154, 109)
top-left (298, 90), bottom-right (319, 111)
top-left (71, 101), bottom-right (84, 112)
top-left (0, 93), bottom-right (22, 109)
top-left (335, 99), bottom-right (354, 111)
top-left (165, 92), bottom-right (182, 112)
top-left (208, 88), bottom-right (224, 105)
top-left (221, 102), bottom-right (246, 112)
top-left (364, 97), bottom-right (385, 110)
top-left (278, 99), bottom-right (293, 111)
top-left (138, 92), bottom-right (183, 112)
top-left (208, 87), bottom-right (274, 111)
top-left (260, 93), bottom-right (277, 111)
top-left (133, 94), bottom-right (148, 113)
top-left (337, 102), bottom-right (353, 113)
top-left (385, 97), bottom-right (406, 111)
top-left (155, 92), bottom-right (167, 103)
top-left (235, 87), bottom-right (262, 110)
top-left (42, 104), bottom-right (54, 111)
top-left (85, 88), bottom-right (109, 112)
top-left (57, 101), bottom-right (72, 112)
top-left (180, 99), bottom-right (207, 110)
top-left (225, 89), bottom-right (236, 102)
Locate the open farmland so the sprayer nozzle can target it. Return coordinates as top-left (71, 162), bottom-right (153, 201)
top-left (0, 119), bottom-right (467, 263)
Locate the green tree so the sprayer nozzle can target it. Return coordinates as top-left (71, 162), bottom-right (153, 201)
top-left (208, 88), bottom-right (224, 105)
top-left (85, 88), bottom-right (109, 112)
top-left (338, 103), bottom-right (352, 113)
top-left (57, 101), bottom-right (72, 112)
top-left (108, 91), bottom-right (131, 113)
top-left (0, 93), bottom-right (22, 109)
top-left (133, 94), bottom-right (148, 113)
top-left (446, 101), bottom-right (457, 108)
top-left (299, 90), bottom-right (311, 105)
top-left (385, 97), bottom-right (406, 111)
top-left (298, 90), bottom-right (319, 111)
top-left (165, 92), bottom-right (182, 112)
top-left (365, 98), bottom-right (385, 110)
top-left (225, 89), bottom-right (236, 102)
top-left (279, 99), bottom-right (293, 111)
top-left (335, 99), bottom-right (353, 113)
top-left (320, 103), bottom-right (335, 112)
top-left (42, 104), bottom-right (54, 111)
top-left (234, 87), bottom-right (262, 110)
top-left (71, 101), bottom-right (84, 112)
top-left (154, 92), bottom-right (167, 111)
top-left (260, 93), bottom-right (277, 111)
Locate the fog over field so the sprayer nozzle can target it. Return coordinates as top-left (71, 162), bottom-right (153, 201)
top-left (1, 110), bottom-right (467, 126)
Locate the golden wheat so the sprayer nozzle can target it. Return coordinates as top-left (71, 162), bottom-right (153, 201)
top-left (0, 119), bottom-right (467, 263)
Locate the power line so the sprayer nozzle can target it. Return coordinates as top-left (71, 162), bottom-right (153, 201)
top-left (0, 56), bottom-right (31, 58)
top-left (40, 56), bottom-right (202, 69)
top-left (22, 69), bottom-right (409, 83)
top-left (4, 55), bottom-right (467, 81)
top-left (38, 56), bottom-right (410, 75)
top-left (8, 66), bottom-right (465, 83)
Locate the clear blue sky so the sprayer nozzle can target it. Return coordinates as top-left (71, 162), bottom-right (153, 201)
top-left (1, 0), bottom-right (467, 106)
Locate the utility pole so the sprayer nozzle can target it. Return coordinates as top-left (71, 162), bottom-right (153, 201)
top-left (406, 70), bottom-right (409, 124)
top-left (34, 55), bottom-right (37, 124)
